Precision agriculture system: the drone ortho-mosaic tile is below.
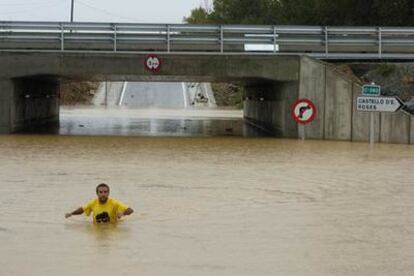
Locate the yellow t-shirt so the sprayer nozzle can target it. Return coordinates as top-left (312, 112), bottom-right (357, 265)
top-left (82, 197), bottom-right (129, 224)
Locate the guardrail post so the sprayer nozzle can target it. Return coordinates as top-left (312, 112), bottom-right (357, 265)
top-left (167, 24), bottom-right (171, 53)
top-left (220, 25), bottom-right (224, 53)
top-left (378, 27), bottom-right (382, 58)
top-left (113, 23), bottom-right (117, 52)
top-left (273, 25), bottom-right (277, 53)
top-left (324, 26), bottom-right (329, 57)
top-left (60, 23), bottom-right (64, 51)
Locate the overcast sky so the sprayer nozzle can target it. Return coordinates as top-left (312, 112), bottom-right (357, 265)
top-left (0, 0), bottom-right (207, 23)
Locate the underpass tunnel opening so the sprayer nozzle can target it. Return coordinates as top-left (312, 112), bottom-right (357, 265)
top-left (10, 77), bottom-right (60, 133)
top-left (11, 76), bottom-right (294, 137)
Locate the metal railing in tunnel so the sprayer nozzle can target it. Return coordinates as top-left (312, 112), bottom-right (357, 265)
top-left (2, 21), bottom-right (414, 59)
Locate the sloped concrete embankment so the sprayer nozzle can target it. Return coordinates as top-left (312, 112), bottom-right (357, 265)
top-left (92, 82), bottom-right (124, 106)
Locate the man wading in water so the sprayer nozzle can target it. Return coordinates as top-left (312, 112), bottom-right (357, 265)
top-left (65, 183), bottom-right (134, 223)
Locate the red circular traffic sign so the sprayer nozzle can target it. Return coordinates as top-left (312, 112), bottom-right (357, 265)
top-left (291, 98), bottom-right (317, 125)
top-left (144, 55), bottom-right (161, 72)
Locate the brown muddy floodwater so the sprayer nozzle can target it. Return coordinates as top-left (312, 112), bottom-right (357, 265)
top-left (0, 108), bottom-right (414, 275)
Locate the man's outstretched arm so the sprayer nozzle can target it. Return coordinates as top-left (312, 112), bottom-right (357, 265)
top-left (117, 207), bottom-right (134, 219)
top-left (65, 207), bottom-right (84, 218)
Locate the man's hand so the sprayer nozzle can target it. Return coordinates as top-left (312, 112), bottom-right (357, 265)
top-left (117, 208), bottom-right (133, 219)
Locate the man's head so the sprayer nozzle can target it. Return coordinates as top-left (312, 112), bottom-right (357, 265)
top-left (96, 183), bottom-right (110, 203)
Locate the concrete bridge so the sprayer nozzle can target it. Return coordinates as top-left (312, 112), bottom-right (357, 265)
top-left (1, 51), bottom-right (412, 144)
top-left (0, 21), bottom-right (413, 143)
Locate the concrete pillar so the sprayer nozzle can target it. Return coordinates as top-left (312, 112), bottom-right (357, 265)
top-left (0, 80), bottom-right (13, 133)
top-left (299, 56), bottom-right (325, 139)
top-left (324, 69), bottom-right (353, 140)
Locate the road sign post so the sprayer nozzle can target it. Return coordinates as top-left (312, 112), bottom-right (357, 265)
top-left (370, 112), bottom-right (374, 145)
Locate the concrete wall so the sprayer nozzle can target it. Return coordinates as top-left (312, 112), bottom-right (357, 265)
top-left (0, 52), bottom-right (300, 82)
top-left (0, 80), bottom-right (13, 133)
top-left (299, 57), bottom-right (354, 140)
top-left (380, 112), bottom-right (411, 144)
top-left (411, 117), bottom-right (414, 144)
top-left (244, 81), bottom-right (298, 137)
top-left (298, 56), bottom-right (326, 139)
top-left (243, 56), bottom-right (338, 139)
top-left (298, 57), bottom-right (413, 144)
top-left (239, 55), bottom-right (413, 144)
top-left (324, 69), bottom-right (353, 140)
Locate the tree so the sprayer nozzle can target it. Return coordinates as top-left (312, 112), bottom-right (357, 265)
top-left (185, 0), bottom-right (279, 24)
top-left (185, 0), bottom-right (414, 26)
top-left (184, 7), bottom-right (211, 24)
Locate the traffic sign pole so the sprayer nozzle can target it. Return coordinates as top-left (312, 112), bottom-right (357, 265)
top-left (370, 112), bottom-right (374, 146)
top-left (299, 125), bottom-right (305, 140)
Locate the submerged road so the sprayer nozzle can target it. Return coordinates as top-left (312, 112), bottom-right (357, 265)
top-left (0, 133), bottom-right (413, 275)
top-left (31, 107), bottom-right (269, 137)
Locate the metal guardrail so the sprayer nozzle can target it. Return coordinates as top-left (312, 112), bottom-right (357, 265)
top-left (1, 21), bottom-right (414, 59)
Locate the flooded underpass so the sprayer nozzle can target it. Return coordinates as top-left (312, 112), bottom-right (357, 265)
top-left (57, 107), bottom-right (268, 137)
top-left (25, 107), bottom-right (269, 137)
top-left (1, 107), bottom-right (414, 275)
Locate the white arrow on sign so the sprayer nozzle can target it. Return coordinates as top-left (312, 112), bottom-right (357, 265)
top-left (357, 96), bottom-right (404, 112)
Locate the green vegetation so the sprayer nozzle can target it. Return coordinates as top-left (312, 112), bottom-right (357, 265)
top-left (373, 64), bottom-right (397, 78)
top-left (185, 0), bottom-right (414, 26)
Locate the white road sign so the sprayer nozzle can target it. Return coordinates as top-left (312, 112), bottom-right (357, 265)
top-left (144, 55), bottom-right (161, 72)
top-left (357, 96), bottom-right (404, 112)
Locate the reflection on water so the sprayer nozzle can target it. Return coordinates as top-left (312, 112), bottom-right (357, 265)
top-left (1, 108), bottom-right (414, 275)
top-left (24, 107), bottom-right (269, 137)
top-left (59, 117), bottom-right (263, 137)
top-left (64, 220), bottom-right (132, 248)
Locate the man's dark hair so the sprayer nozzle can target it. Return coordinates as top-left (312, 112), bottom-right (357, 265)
top-left (96, 183), bottom-right (110, 194)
